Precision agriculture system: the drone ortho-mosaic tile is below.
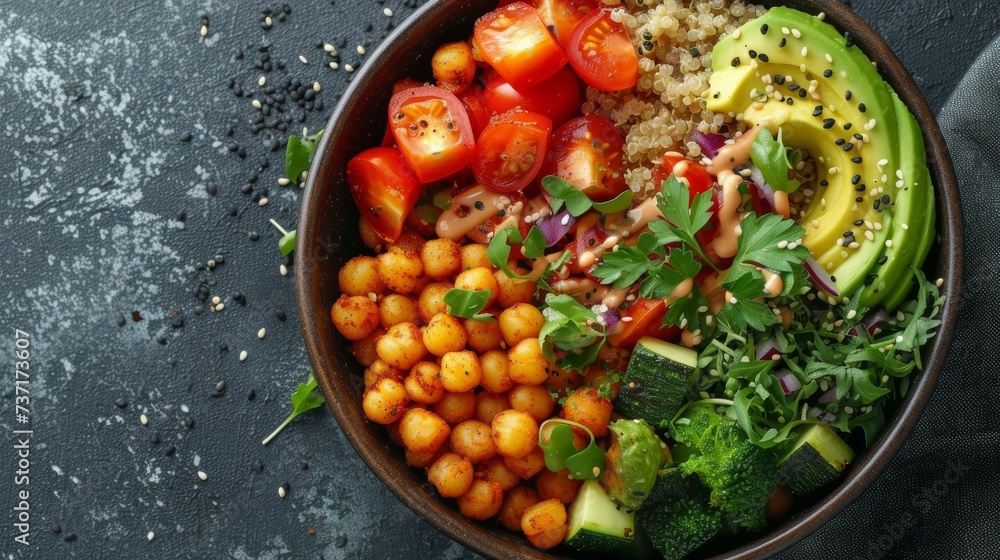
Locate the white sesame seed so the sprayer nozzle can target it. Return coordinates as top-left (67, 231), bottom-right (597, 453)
top-left (383, 7), bottom-right (393, 16)
top-left (168, 95), bottom-right (174, 103)
top-left (895, 335), bottom-right (904, 343)
top-left (211, 296), bottom-right (221, 305)
top-left (825, 53), bottom-right (834, 63)
top-left (200, 24), bottom-right (208, 37)
top-left (258, 76), bottom-right (266, 86)
top-left (198, 470), bottom-right (208, 481)
top-left (847, 309), bottom-right (857, 320)
top-left (885, 240), bottom-right (893, 248)
top-left (252, 99), bottom-right (262, 109)
top-left (329, 61), bottom-right (339, 70)
top-left (901, 223), bottom-right (909, 230)
top-left (357, 45), bottom-right (366, 55)
top-left (324, 43), bottom-right (336, 53)
top-left (216, 302), bottom-right (225, 311)
top-left (299, 55), bottom-right (308, 64)
top-left (278, 486), bottom-right (287, 498)
top-left (265, 16), bottom-right (272, 27)
top-left (277, 177), bottom-right (290, 186)
top-left (279, 264), bottom-right (288, 276)
top-left (792, 28), bottom-right (801, 38)
top-left (844, 406), bottom-right (854, 414)
top-left (801, 46), bottom-right (808, 57)
top-left (313, 81), bottom-right (321, 92)
top-left (258, 328), bottom-right (266, 339)
top-left (777, 240), bottom-right (788, 249)
top-left (368, 292), bottom-right (378, 302)
top-left (782, 26), bottom-right (790, 35)
top-left (935, 277), bottom-right (944, 287)
top-left (258, 197), bottom-right (269, 207)
top-left (240, 350), bottom-right (248, 361)
top-left (733, 29), bottom-right (741, 39)
top-left (864, 230), bottom-right (874, 241)
top-left (148, 531), bottom-right (155, 541)
top-left (818, 11), bottom-right (826, 20)
top-left (140, 414), bottom-right (148, 426)
top-left (344, 64), bottom-right (355, 73)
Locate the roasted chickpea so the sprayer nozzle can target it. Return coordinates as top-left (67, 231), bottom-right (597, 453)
top-left (491, 409), bottom-right (539, 459)
top-left (582, 365), bottom-right (619, 397)
top-left (508, 384), bottom-right (556, 422)
top-left (461, 244), bottom-right (491, 270)
top-left (376, 322), bottom-right (428, 370)
top-left (498, 303), bottom-right (545, 347)
top-left (464, 317), bottom-right (503, 353)
top-left (379, 294), bottom-right (420, 328)
top-left (560, 387), bottom-right (614, 437)
top-left (398, 407), bottom-right (451, 455)
top-left (404, 361), bottom-right (445, 404)
top-left (432, 391), bottom-right (477, 425)
top-left (449, 420), bottom-right (497, 464)
top-left (358, 217), bottom-right (384, 252)
top-left (455, 267), bottom-right (499, 306)
top-left (476, 455), bottom-right (521, 492)
top-left (363, 359), bottom-right (403, 388)
top-left (376, 246), bottom-right (424, 294)
top-left (457, 479), bottom-right (504, 521)
top-left (405, 443), bottom-right (448, 469)
top-left (350, 326), bottom-right (385, 367)
top-left (431, 41), bottom-right (476, 93)
top-left (362, 377), bottom-right (410, 424)
top-left (502, 445), bottom-right (546, 479)
top-left (498, 486), bottom-right (541, 531)
top-left (507, 338), bottom-right (549, 385)
top-left (339, 256), bottom-right (386, 297)
top-left (545, 363), bottom-right (584, 398)
top-left (479, 349), bottom-right (515, 394)
top-left (423, 313), bottom-right (468, 356)
top-left (521, 499), bottom-right (569, 549)
top-left (389, 229), bottom-right (426, 253)
top-left (475, 390), bottom-right (512, 425)
top-left (494, 268), bottom-right (536, 308)
top-left (439, 350), bottom-right (483, 393)
top-left (420, 238), bottom-right (462, 280)
top-left (417, 282), bottom-right (453, 323)
top-left (535, 469), bottom-right (583, 505)
top-left (427, 452), bottom-right (475, 498)
top-left (331, 295), bottom-right (380, 341)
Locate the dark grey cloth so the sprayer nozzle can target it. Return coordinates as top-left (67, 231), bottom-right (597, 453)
top-left (775, 35), bottom-right (1000, 560)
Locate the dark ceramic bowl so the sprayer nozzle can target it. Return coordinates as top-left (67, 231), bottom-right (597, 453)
top-left (296, 1), bottom-right (963, 558)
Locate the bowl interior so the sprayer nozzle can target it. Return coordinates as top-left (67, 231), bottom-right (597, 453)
top-left (296, 0), bottom-right (963, 558)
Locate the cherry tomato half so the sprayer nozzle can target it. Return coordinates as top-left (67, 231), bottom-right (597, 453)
top-left (347, 147), bottom-right (424, 243)
top-left (388, 86), bottom-right (476, 183)
top-left (473, 2), bottom-right (568, 90)
top-left (456, 83), bottom-right (491, 140)
top-left (607, 298), bottom-right (681, 349)
top-left (381, 78), bottom-right (426, 147)
top-left (535, 0), bottom-right (599, 50)
top-left (482, 67), bottom-right (582, 128)
top-left (566, 8), bottom-right (639, 92)
top-left (474, 110), bottom-right (553, 194)
top-left (652, 153), bottom-right (728, 269)
top-left (542, 114), bottom-right (627, 201)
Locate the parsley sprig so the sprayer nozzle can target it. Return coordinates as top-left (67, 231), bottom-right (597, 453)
top-left (262, 372), bottom-right (326, 445)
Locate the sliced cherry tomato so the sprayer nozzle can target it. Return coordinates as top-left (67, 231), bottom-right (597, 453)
top-left (382, 79), bottom-right (427, 147)
top-left (473, 2), bottom-right (568, 90)
top-left (482, 67), bottom-right (582, 128)
top-left (566, 214), bottom-right (606, 280)
top-left (456, 83), bottom-right (490, 140)
top-left (388, 86), bottom-right (476, 183)
top-left (652, 154), bottom-right (730, 270)
top-left (607, 298), bottom-right (681, 349)
top-left (347, 147), bottom-right (424, 243)
top-left (535, 0), bottom-right (599, 50)
top-left (542, 114), bottom-right (627, 202)
top-left (474, 110), bottom-right (553, 194)
top-left (566, 8), bottom-right (639, 92)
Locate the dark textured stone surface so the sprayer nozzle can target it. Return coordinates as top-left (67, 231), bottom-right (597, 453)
top-left (0, 1), bottom-right (996, 559)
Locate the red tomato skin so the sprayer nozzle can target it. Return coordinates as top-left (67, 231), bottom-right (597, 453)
top-left (534, 0), bottom-right (600, 50)
top-left (482, 67), bottom-right (582, 128)
top-left (566, 8), bottom-right (639, 92)
top-left (651, 154), bottom-right (730, 269)
top-left (388, 86), bottom-right (476, 183)
top-left (347, 147), bottom-right (424, 243)
top-left (607, 298), bottom-right (680, 349)
top-left (542, 114), bottom-right (627, 202)
top-left (456, 84), bottom-right (491, 140)
top-left (473, 2), bottom-right (568, 90)
top-left (473, 110), bottom-right (553, 194)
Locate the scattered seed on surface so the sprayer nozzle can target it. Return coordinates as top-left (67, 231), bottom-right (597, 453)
top-left (265, 15), bottom-right (272, 27)
top-left (252, 99), bottom-right (262, 109)
top-left (324, 43), bottom-right (336, 53)
top-left (935, 278), bottom-right (944, 287)
top-left (277, 177), bottom-right (290, 186)
top-left (140, 414), bottom-right (149, 426)
top-left (313, 81), bottom-right (321, 92)
top-left (215, 380), bottom-right (226, 392)
top-left (258, 328), bottom-right (266, 339)
top-left (148, 531), bottom-right (155, 541)
top-left (357, 45), bottom-right (366, 55)
top-left (115, 398), bottom-right (128, 409)
top-left (344, 64), bottom-right (355, 73)
top-left (258, 197), bottom-right (269, 207)
top-left (329, 62), bottom-right (339, 70)
top-left (279, 264), bottom-right (288, 276)
top-left (383, 7), bottom-right (393, 16)
top-left (240, 350), bottom-right (248, 361)
top-left (278, 486), bottom-right (287, 498)
top-left (258, 76), bottom-right (266, 86)
top-left (200, 24), bottom-right (208, 37)
top-left (212, 296), bottom-right (221, 305)
top-left (299, 55), bottom-right (308, 64)
top-left (197, 470), bottom-right (208, 481)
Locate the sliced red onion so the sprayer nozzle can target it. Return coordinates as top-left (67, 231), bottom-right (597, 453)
top-left (777, 370), bottom-right (801, 396)
top-left (535, 209), bottom-right (577, 247)
top-left (755, 337), bottom-right (781, 361)
top-left (863, 309), bottom-right (891, 334)
top-left (818, 387), bottom-right (838, 404)
top-left (803, 258), bottom-right (840, 297)
top-left (691, 130), bottom-right (727, 159)
top-left (748, 168), bottom-right (779, 215)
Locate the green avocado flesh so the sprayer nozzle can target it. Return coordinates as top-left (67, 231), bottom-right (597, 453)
top-left (707, 7), bottom-right (934, 309)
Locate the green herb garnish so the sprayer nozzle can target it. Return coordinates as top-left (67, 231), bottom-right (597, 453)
top-left (285, 128), bottom-right (324, 185)
top-left (262, 372), bottom-right (326, 445)
top-left (540, 176), bottom-right (594, 217)
top-left (539, 293), bottom-right (605, 371)
top-left (269, 219), bottom-right (296, 255)
top-left (487, 225), bottom-right (527, 279)
top-left (443, 288), bottom-right (493, 321)
top-left (538, 419), bottom-right (606, 480)
top-left (750, 127), bottom-right (800, 193)
top-left (521, 226), bottom-right (547, 260)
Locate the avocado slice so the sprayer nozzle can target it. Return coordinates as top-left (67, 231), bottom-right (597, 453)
top-left (706, 7), bottom-right (933, 309)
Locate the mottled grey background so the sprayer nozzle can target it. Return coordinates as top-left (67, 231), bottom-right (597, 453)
top-left (0, 1), bottom-right (996, 559)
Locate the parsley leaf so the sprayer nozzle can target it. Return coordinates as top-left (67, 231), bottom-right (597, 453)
top-left (750, 127), bottom-right (800, 193)
top-left (541, 176), bottom-right (593, 217)
top-left (656, 174), bottom-right (717, 270)
top-left (731, 212), bottom-right (810, 272)
top-left (592, 190), bottom-right (634, 214)
top-left (443, 288), bottom-right (494, 321)
top-left (487, 226), bottom-right (527, 279)
top-left (716, 265), bottom-right (779, 333)
top-left (593, 244), bottom-right (650, 290)
top-left (262, 372), bottom-right (326, 445)
top-left (522, 226), bottom-right (547, 260)
top-left (286, 128), bottom-right (324, 185)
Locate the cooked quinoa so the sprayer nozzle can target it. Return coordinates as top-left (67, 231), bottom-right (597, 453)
top-left (582, 0), bottom-right (768, 194)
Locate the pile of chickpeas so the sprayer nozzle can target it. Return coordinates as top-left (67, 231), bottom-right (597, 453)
top-left (331, 220), bottom-right (618, 549)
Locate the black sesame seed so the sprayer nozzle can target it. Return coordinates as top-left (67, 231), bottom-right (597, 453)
top-left (227, 142), bottom-right (239, 152)
top-left (859, 103), bottom-right (867, 113)
top-left (877, 255), bottom-right (888, 265)
top-left (881, 194), bottom-right (891, 204)
top-left (249, 232), bottom-right (260, 241)
top-left (180, 132), bottom-right (192, 142)
top-left (797, 88), bottom-right (807, 98)
top-left (248, 389), bottom-right (256, 401)
top-left (116, 314), bottom-right (126, 327)
top-left (823, 69), bottom-right (833, 78)
top-left (820, 180), bottom-right (829, 186)
top-left (843, 143), bottom-right (854, 152)
top-left (845, 32), bottom-right (854, 48)
top-left (853, 220), bottom-right (864, 226)
top-left (855, 196), bottom-right (864, 203)
top-left (216, 380), bottom-right (226, 392)
top-left (813, 106), bottom-right (823, 116)
top-left (748, 49), bottom-right (757, 59)
top-left (64, 533), bottom-right (77, 542)
top-left (852, 157), bottom-right (863, 164)
top-left (823, 119), bottom-right (835, 129)
top-left (854, 133), bottom-right (864, 141)
top-left (785, 98), bottom-right (794, 105)
top-left (873, 199), bottom-right (881, 210)
top-left (761, 23), bottom-right (769, 34)
top-left (184, 417), bottom-right (195, 429)
top-left (241, 183), bottom-right (253, 194)
top-left (275, 310), bottom-right (287, 321)
top-left (474, 201), bottom-right (485, 211)
top-left (774, 74), bottom-right (785, 85)
top-left (642, 41), bottom-right (654, 52)
top-left (788, 83), bottom-right (800, 91)
top-left (779, 37), bottom-right (787, 48)
top-left (845, 90), bottom-right (853, 101)
top-left (52, 524), bottom-right (62, 534)
top-left (150, 433), bottom-right (161, 445)
top-left (836, 138), bottom-right (846, 146)
top-left (843, 231), bottom-right (854, 239)
top-left (855, 184), bottom-right (866, 192)
top-left (301, 461), bottom-right (310, 470)
top-left (852, 174), bottom-right (862, 185)
top-left (206, 182), bottom-right (218, 196)
top-left (165, 445), bottom-right (176, 457)
top-left (731, 57), bottom-right (741, 67)
top-left (115, 398), bottom-right (127, 409)
top-left (865, 273), bottom-right (878, 285)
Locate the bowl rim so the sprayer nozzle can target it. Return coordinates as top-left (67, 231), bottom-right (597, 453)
top-left (296, 0), bottom-right (964, 558)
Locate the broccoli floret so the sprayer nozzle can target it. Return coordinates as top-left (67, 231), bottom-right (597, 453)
top-left (637, 469), bottom-right (722, 560)
top-left (669, 404), bottom-right (777, 531)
